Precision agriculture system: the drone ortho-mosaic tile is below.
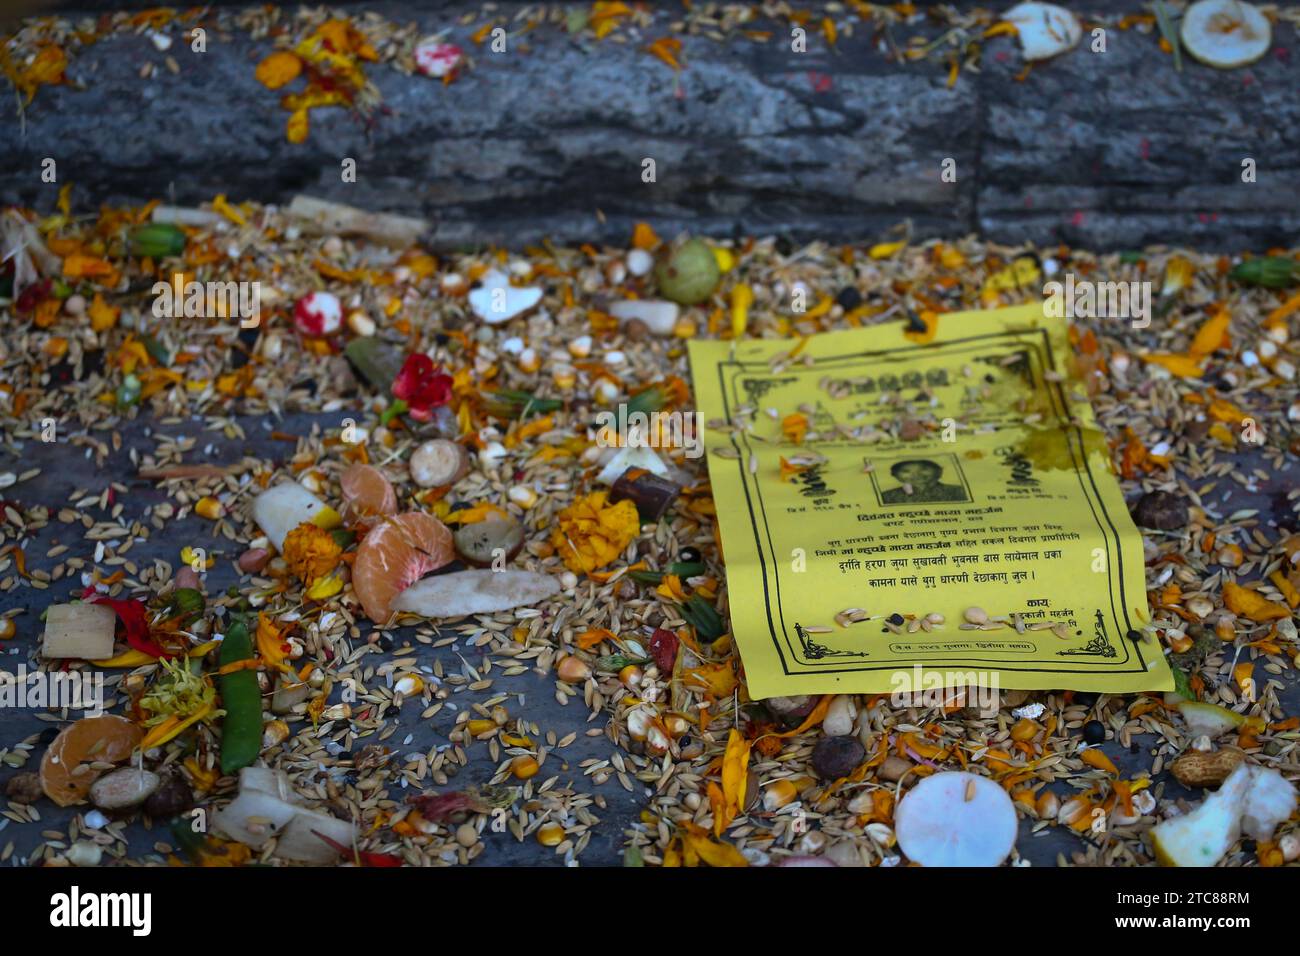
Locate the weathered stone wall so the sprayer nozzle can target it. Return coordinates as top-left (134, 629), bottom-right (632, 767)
top-left (3, 1), bottom-right (1298, 250)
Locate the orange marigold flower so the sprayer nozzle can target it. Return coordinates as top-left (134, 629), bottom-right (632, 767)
top-left (551, 491), bottom-right (640, 574)
top-left (281, 521), bottom-right (342, 584)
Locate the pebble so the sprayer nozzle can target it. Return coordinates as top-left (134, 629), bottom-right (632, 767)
top-left (64, 842), bottom-right (103, 867)
top-left (1130, 490), bottom-right (1189, 531)
top-left (812, 735), bottom-right (866, 780)
top-left (626, 249), bottom-right (654, 276)
top-left (822, 695), bottom-right (857, 737)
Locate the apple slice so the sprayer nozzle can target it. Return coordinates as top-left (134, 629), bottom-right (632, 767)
top-left (1151, 762), bottom-right (1253, 866)
top-left (895, 771), bottom-right (1019, 867)
top-left (1180, 0), bottom-right (1271, 69)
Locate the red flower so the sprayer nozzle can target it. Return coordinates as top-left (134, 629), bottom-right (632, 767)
top-left (391, 354), bottom-right (453, 422)
top-left (86, 594), bottom-right (172, 658)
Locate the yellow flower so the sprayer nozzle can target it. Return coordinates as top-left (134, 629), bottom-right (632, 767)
top-left (281, 521), bottom-right (342, 584)
top-left (551, 491), bottom-right (640, 574)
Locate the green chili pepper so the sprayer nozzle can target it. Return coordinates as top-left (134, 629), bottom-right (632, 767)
top-left (1229, 257), bottom-right (1297, 289)
top-left (170, 815), bottom-right (208, 862)
top-left (129, 223), bottom-right (187, 259)
top-left (481, 389), bottom-right (563, 420)
top-left (628, 561), bottom-right (707, 584)
top-left (679, 595), bottom-right (724, 641)
top-left (218, 618), bottom-right (262, 775)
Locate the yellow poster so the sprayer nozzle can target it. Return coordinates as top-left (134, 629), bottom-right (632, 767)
top-left (688, 304), bottom-right (1173, 699)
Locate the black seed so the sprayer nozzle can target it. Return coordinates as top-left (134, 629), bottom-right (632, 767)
top-left (449, 501), bottom-right (472, 512)
top-left (811, 736), bottom-right (866, 780)
top-left (887, 613), bottom-right (905, 626)
top-left (835, 286), bottom-right (863, 311)
top-left (906, 313), bottom-right (928, 334)
top-left (1083, 720), bottom-right (1105, 745)
top-left (1074, 691), bottom-right (1099, 707)
top-left (775, 236), bottom-right (794, 257)
top-left (373, 634), bottom-right (394, 652)
top-left (1126, 629), bottom-right (1145, 643)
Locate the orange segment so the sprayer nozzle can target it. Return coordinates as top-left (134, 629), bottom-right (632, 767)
top-left (40, 714), bottom-right (144, 807)
top-left (352, 512), bottom-right (454, 623)
top-left (340, 463), bottom-right (398, 524)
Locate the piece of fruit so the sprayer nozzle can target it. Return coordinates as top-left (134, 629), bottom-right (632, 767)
top-left (252, 482), bottom-right (341, 552)
top-left (655, 239), bottom-right (720, 305)
top-left (351, 512), bottom-right (455, 623)
top-left (1180, 0), bottom-right (1271, 69)
top-left (894, 771), bottom-right (1018, 867)
top-left (409, 439), bottom-right (469, 488)
top-left (1151, 761), bottom-right (1253, 866)
top-left (1002, 2), bottom-right (1082, 60)
top-left (41, 602), bottom-right (117, 660)
top-left (453, 516), bottom-right (525, 566)
top-left (1240, 765), bottom-right (1297, 841)
top-left (340, 463), bottom-right (397, 524)
top-left (40, 715), bottom-right (143, 807)
top-left (1176, 700), bottom-right (1260, 737)
top-left (390, 569), bottom-right (561, 618)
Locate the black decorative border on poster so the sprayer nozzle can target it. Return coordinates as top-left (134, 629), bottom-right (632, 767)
top-left (715, 327), bottom-right (1153, 677)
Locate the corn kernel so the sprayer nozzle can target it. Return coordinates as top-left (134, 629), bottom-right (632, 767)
top-left (536, 822), bottom-right (565, 847)
top-left (465, 719), bottom-right (497, 736)
top-left (512, 755), bottom-right (540, 779)
top-left (194, 496), bottom-right (224, 520)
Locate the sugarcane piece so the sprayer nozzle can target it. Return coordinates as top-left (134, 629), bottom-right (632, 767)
top-left (609, 468), bottom-right (682, 523)
top-left (287, 195), bottom-right (429, 248)
top-left (41, 602), bottom-right (118, 660)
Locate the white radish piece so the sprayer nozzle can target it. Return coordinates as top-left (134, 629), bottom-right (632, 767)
top-left (391, 569), bottom-right (560, 618)
top-left (212, 789), bottom-right (300, 848)
top-left (89, 768), bottom-right (161, 811)
top-left (594, 444), bottom-right (671, 487)
top-left (274, 808), bottom-right (358, 863)
top-left (609, 299), bottom-right (679, 337)
top-left (469, 270), bottom-right (543, 324)
top-left (895, 771), bottom-right (1018, 867)
top-left (42, 602), bottom-right (117, 660)
top-left (1240, 765), bottom-right (1297, 841)
top-left (1181, 0), bottom-right (1271, 69)
top-left (1002, 2), bottom-right (1082, 61)
top-left (409, 439), bottom-right (469, 488)
top-left (252, 482), bottom-right (333, 552)
top-left (238, 766), bottom-right (301, 804)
